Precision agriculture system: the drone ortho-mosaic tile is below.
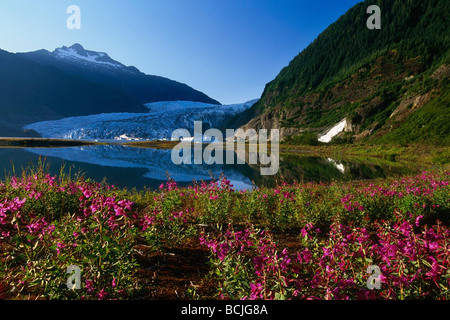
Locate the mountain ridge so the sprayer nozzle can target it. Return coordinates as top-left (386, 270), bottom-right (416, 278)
top-left (0, 48), bottom-right (148, 137)
top-left (0, 44), bottom-right (220, 137)
top-left (18, 43), bottom-right (220, 106)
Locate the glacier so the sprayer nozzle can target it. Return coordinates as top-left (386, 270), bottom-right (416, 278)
top-left (24, 100), bottom-right (258, 141)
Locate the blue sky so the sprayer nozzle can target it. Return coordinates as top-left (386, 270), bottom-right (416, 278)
top-left (0, 0), bottom-right (362, 104)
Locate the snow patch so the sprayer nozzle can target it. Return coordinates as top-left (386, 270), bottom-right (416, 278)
top-left (318, 118), bottom-right (348, 143)
top-left (54, 47), bottom-right (122, 68)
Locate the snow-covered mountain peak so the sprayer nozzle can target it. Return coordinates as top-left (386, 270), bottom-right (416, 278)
top-left (69, 43), bottom-right (85, 52)
top-left (52, 44), bottom-right (124, 69)
top-left (66, 43), bottom-right (88, 56)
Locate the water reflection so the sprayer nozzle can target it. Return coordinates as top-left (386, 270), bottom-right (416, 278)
top-left (0, 145), bottom-right (418, 191)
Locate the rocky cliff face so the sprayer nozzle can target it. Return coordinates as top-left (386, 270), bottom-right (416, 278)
top-left (240, 50), bottom-right (448, 144)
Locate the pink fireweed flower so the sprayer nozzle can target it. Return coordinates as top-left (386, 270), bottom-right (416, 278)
top-left (114, 206), bottom-right (125, 216)
top-left (217, 242), bottom-right (230, 261)
top-left (25, 217), bottom-right (48, 234)
top-left (80, 187), bottom-right (92, 199)
top-left (43, 224), bottom-right (55, 235)
top-left (173, 211), bottom-right (183, 219)
top-left (85, 280), bottom-right (94, 293)
top-left (427, 241), bottom-right (439, 251)
top-left (13, 197), bottom-right (27, 210)
top-left (90, 203), bottom-right (100, 213)
top-left (118, 199), bottom-right (133, 211)
top-left (301, 228), bottom-right (308, 238)
top-left (56, 242), bottom-right (66, 254)
top-left (11, 177), bottom-right (19, 189)
top-left (28, 190), bottom-right (43, 200)
top-left (249, 281), bottom-right (264, 300)
top-left (166, 181), bottom-right (177, 191)
top-left (397, 221), bottom-right (412, 237)
top-left (425, 256), bottom-right (443, 283)
top-left (297, 249), bottom-right (313, 265)
top-left (415, 215), bottom-right (424, 227)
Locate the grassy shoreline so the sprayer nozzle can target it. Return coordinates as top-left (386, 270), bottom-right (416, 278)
top-left (280, 143), bottom-right (450, 165)
top-left (0, 137), bottom-right (102, 148)
top-left (2, 137), bottom-right (448, 166)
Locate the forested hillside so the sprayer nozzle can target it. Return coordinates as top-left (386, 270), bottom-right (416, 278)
top-left (242, 0), bottom-right (449, 145)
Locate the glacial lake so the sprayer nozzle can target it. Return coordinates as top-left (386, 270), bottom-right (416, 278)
top-left (0, 144), bottom-right (419, 191)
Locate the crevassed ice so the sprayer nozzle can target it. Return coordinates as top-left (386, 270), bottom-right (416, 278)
top-left (23, 100), bottom-right (258, 141)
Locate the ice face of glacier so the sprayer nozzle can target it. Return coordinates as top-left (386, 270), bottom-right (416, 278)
top-left (24, 100), bottom-right (259, 141)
